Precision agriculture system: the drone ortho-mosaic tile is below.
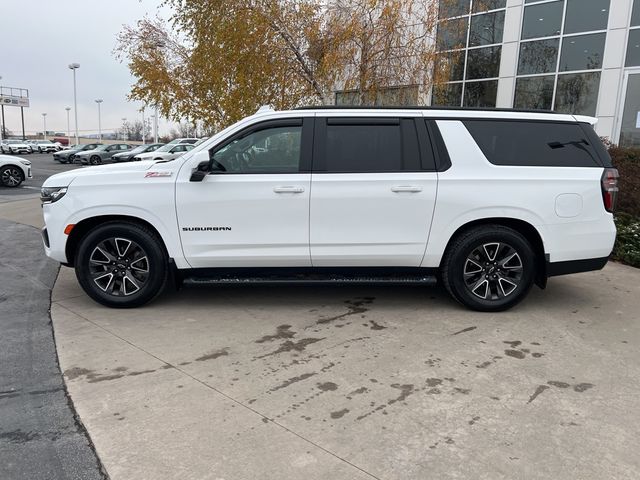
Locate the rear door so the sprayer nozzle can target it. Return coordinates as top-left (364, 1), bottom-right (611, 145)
top-left (309, 115), bottom-right (438, 266)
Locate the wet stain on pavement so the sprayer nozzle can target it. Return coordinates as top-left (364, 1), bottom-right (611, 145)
top-left (548, 381), bottom-right (570, 389)
top-left (504, 349), bottom-right (526, 359)
top-left (369, 320), bottom-right (387, 330)
top-left (0, 429), bottom-right (41, 444)
top-left (527, 385), bottom-right (550, 404)
top-left (330, 408), bottom-right (350, 419)
top-left (317, 381), bottom-right (338, 392)
top-left (256, 325), bottom-right (295, 343)
top-left (573, 383), bottom-right (594, 393)
top-left (316, 297), bottom-right (375, 325)
top-left (256, 338), bottom-right (325, 359)
top-left (346, 386), bottom-right (369, 399)
top-left (64, 367), bottom-right (93, 380)
top-left (269, 373), bottom-right (317, 392)
top-left (128, 369), bottom-right (156, 377)
top-left (452, 326), bottom-right (477, 336)
top-left (196, 348), bottom-right (229, 362)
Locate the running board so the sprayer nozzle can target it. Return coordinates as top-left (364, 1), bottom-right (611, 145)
top-left (183, 272), bottom-right (438, 286)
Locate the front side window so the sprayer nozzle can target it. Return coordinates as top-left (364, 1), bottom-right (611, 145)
top-left (212, 125), bottom-right (302, 174)
top-left (464, 120), bottom-right (602, 167)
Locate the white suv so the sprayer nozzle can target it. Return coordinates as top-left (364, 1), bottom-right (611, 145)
top-left (40, 107), bottom-right (618, 311)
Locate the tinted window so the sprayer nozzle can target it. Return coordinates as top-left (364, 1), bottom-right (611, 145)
top-left (212, 125), bottom-right (302, 173)
top-left (518, 39), bottom-right (559, 75)
top-left (626, 29), bottom-right (640, 67)
top-left (634, 0), bottom-right (640, 27)
top-left (469, 11), bottom-right (504, 46)
top-left (464, 120), bottom-right (602, 167)
top-left (318, 119), bottom-right (420, 173)
top-left (564, 0), bottom-right (609, 34)
top-left (514, 76), bottom-right (555, 110)
top-left (559, 33), bottom-right (605, 71)
top-left (522, 1), bottom-right (563, 39)
top-left (437, 17), bottom-right (468, 50)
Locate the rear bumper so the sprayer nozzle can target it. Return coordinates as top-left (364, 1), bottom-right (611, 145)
top-left (547, 256), bottom-right (609, 277)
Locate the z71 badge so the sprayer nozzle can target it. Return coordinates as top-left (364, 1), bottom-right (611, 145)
top-left (144, 171), bottom-right (173, 178)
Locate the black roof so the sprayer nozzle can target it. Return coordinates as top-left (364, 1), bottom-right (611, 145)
top-left (294, 105), bottom-right (558, 115)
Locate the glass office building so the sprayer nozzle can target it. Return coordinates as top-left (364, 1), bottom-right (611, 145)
top-left (336, 0), bottom-right (640, 146)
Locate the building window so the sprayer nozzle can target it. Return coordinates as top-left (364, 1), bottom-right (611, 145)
top-left (515, 0), bottom-right (606, 116)
top-left (514, 76), bottom-right (555, 110)
top-left (469, 10), bottom-right (505, 46)
top-left (464, 80), bottom-right (498, 107)
top-left (517, 39), bottom-right (559, 75)
top-left (564, 0), bottom-right (610, 34)
top-left (626, 28), bottom-right (640, 67)
top-left (632, 0), bottom-right (640, 27)
top-left (521, 1), bottom-right (564, 40)
top-left (559, 33), bottom-right (606, 71)
top-left (555, 72), bottom-right (601, 116)
top-left (433, 0), bottom-right (505, 107)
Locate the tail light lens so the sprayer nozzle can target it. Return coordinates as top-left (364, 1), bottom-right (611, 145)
top-left (601, 168), bottom-right (619, 213)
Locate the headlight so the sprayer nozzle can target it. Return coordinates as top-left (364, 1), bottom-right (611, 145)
top-left (19, 160), bottom-right (31, 166)
top-left (41, 187), bottom-right (68, 204)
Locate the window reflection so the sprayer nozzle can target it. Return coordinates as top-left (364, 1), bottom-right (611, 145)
top-left (514, 76), bottom-right (555, 110)
top-left (555, 72), bottom-right (601, 116)
top-left (469, 11), bottom-right (505, 46)
top-left (518, 39), bottom-right (559, 75)
top-left (564, 0), bottom-right (609, 34)
top-left (559, 33), bottom-right (605, 71)
top-left (466, 46), bottom-right (501, 80)
top-left (432, 83), bottom-right (463, 106)
top-left (522, 1), bottom-right (563, 40)
top-left (464, 80), bottom-right (498, 107)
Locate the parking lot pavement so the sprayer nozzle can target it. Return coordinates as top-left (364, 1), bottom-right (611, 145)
top-left (0, 218), bottom-right (105, 480)
top-left (0, 153), bottom-right (81, 203)
top-left (51, 260), bottom-right (640, 479)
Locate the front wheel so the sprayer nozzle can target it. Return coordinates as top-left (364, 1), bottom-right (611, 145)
top-left (441, 225), bottom-right (536, 312)
top-left (89, 155), bottom-right (101, 165)
top-left (75, 222), bottom-right (169, 308)
top-left (0, 166), bottom-right (24, 187)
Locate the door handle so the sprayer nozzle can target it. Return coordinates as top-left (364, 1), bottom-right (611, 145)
top-left (273, 186), bottom-right (305, 194)
top-left (391, 186), bottom-right (423, 193)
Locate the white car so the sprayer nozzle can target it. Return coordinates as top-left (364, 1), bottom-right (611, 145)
top-left (40, 106), bottom-right (617, 311)
top-left (3, 139), bottom-right (32, 155)
top-left (134, 143), bottom-right (194, 161)
top-left (0, 154), bottom-right (32, 187)
top-left (30, 140), bottom-right (59, 153)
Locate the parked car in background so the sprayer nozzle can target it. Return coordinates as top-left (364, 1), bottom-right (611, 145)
top-left (53, 143), bottom-right (102, 163)
top-left (134, 142), bottom-right (194, 161)
top-left (112, 143), bottom-right (164, 162)
top-left (3, 139), bottom-right (32, 155)
top-left (76, 144), bottom-right (133, 165)
top-left (0, 141), bottom-right (8, 154)
top-left (167, 138), bottom-right (199, 145)
top-left (0, 154), bottom-right (32, 187)
top-left (31, 140), bottom-right (59, 153)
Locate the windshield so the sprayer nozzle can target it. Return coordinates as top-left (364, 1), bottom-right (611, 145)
top-left (39, 140), bottom-right (53, 144)
top-left (128, 145), bottom-right (147, 154)
top-left (7, 140), bottom-right (22, 144)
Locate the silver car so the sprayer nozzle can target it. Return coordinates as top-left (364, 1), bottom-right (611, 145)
top-left (76, 144), bottom-right (134, 165)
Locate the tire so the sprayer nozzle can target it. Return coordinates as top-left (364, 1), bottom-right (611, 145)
top-left (89, 155), bottom-right (101, 165)
top-left (441, 225), bottom-right (536, 312)
top-left (75, 222), bottom-right (169, 308)
top-left (0, 165), bottom-right (24, 187)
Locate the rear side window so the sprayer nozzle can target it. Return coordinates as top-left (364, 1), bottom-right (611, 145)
top-left (463, 120), bottom-right (603, 167)
top-left (314, 118), bottom-right (421, 172)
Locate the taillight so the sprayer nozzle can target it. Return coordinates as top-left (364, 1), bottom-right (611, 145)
top-left (601, 168), bottom-right (619, 213)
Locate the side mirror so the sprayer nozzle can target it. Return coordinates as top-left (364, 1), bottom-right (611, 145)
top-left (189, 150), bottom-right (211, 182)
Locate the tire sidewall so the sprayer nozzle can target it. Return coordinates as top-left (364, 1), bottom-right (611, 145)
top-left (447, 229), bottom-right (535, 312)
top-left (75, 223), bottom-right (167, 308)
top-left (1, 166), bottom-right (24, 187)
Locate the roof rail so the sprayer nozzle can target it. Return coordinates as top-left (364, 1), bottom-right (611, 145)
top-left (255, 105), bottom-right (275, 114)
top-left (293, 105), bottom-right (558, 115)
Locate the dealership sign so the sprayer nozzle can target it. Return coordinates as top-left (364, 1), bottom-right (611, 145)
top-left (0, 87), bottom-right (29, 108)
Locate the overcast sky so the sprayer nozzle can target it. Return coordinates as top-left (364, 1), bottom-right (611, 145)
top-left (0, 0), bottom-right (178, 137)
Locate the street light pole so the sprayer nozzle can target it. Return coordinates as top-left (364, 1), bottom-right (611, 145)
top-left (141, 107), bottom-right (146, 145)
top-left (0, 75), bottom-right (3, 142)
top-left (68, 63), bottom-right (80, 143)
top-left (95, 99), bottom-right (103, 142)
top-left (65, 107), bottom-right (71, 147)
top-left (122, 117), bottom-right (127, 141)
top-left (42, 113), bottom-right (47, 140)
top-left (154, 106), bottom-right (158, 143)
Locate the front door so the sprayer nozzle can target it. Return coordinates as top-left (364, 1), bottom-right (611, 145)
top-left (176, 118), bottom-right (313, 268)
top-left (309, 116), bottom-right (438, 267)
top-left (617, 70), bottom-right (640, 147)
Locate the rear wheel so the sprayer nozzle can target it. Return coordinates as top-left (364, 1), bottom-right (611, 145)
top-left (441, 225), bottom-right (536, 312)
top-left (89, 155), bottom-right (101, 165)
top-left (75, 222), bottom-right (169, 308)
top-left (0, 166), bottom-right (24, 187)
